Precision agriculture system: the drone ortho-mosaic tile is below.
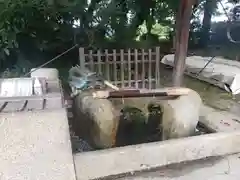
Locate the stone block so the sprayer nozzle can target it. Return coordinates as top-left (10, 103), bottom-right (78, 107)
top-left (74, 92), bottom-right (118, 149)
top-left (160, 89), bottom-right (202, 140)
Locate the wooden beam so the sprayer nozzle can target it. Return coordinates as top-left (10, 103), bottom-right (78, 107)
top-left (172, 0), bottom-right (195, 86)
top-left (74, 131), bottom-right (240, 180)
top-left (92, 88), bottom-right (192, 99)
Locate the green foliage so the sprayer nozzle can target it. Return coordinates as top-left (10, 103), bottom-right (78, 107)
top-left (0, 0), bottom-right (83, 52)
top-left (0, 0), bottom-right (238, 70)
top-left (137, 22), bottom-right (171, 40)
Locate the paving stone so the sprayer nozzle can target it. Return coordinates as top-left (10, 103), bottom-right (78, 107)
top-left (1, 100), bottom-right (27, 112)
top-left (27, 98), bottom-right (44, 110)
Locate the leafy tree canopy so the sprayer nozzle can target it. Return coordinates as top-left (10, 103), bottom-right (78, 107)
top-left (0, 0), bottom-right (239, 70)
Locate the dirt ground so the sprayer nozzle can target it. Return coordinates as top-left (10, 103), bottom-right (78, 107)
top-left (159, 64), bottom-right (240, 116)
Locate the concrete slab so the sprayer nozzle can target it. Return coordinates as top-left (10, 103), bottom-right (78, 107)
top-left (161, 54), bottom-right (240, 93)
top-left (0, 109), bottom-right (76, 180)
top-left (0, 78), bottom-right (64, 113)
top-left (119, 106), bottom-right (240, 180)
top-left (118, 153), bottom-right (240, 180)
top-left (200, 105), bottom-right (240, 132)
top-left (74, 131), bottom-right (240, 180)
top-left (74, 104), bottom-right (240, 180)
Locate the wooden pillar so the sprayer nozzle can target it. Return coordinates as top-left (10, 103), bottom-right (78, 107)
top-left (172, 0), bottom-right (195, 86)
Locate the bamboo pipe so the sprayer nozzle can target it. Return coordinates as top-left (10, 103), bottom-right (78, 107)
top-left (103, 80), bottom-right (119, 91)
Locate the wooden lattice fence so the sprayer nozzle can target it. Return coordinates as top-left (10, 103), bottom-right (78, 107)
top-left (79, 47), bottom-right (161, 89)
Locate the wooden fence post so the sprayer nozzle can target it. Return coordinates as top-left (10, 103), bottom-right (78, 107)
top-left (120, 49), bottom-right (125, 88)
top-left (148, 49), bottom-right (152, 89)
top-left (113, 49), bottom-right (117, 85)
top-left (155, 46), bottom-right (160, 88)
top-left (141, 49), bottom-right (145, 89)
top-left (134, 49), bottom-right (138, 89)
top-left (127, 49), bottom-right (131, 87)
top-left (79, 48), bottom-right (85, 68)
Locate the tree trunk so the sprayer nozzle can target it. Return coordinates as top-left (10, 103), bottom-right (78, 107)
top-left (200, 0), bottom-right (216, 48)
top-left (172, 0), bottom-right (194, 86)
